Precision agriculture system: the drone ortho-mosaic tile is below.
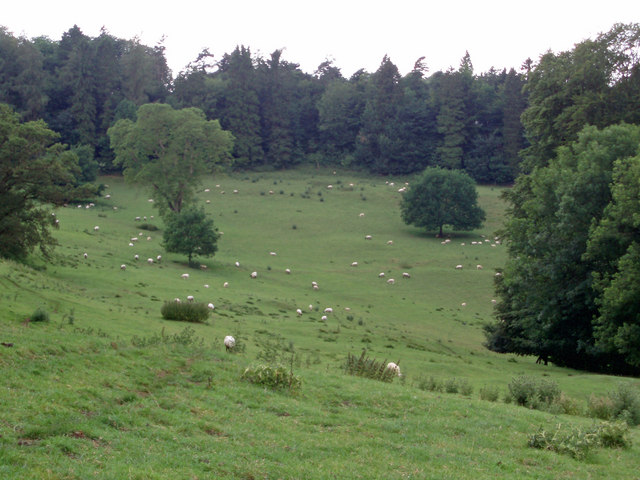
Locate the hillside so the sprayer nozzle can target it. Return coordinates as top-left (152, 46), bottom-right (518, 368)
top-left (1, 168), bottom-right (638, 479)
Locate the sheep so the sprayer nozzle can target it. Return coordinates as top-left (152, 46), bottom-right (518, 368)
top-left (135, 216), bottom-right (141, 221)
top-left (296, 308), bottom-right (303, 316)
top-left (128, 243), bottom-right (134, 247)
top-left (148, 199), bottom-right (154, 203)
top-left (204, 284), bottom-right (210, 288)
top-left (455, 265), bottom-right (463, 270)
top-left (387, 240), bottom-right (393, 245)
top-left (206, 200), bottom-right (211, 204)
top-left (461, 302), bottom-right (467, 307)
top-left (327, 185), bottom-right (333, 189)
top-left (359, 212), bottom-right (365, 217)
top-left (308, 304), bottom-right (314, 311)
top-left (181, 273), bottom-right (189, 279)
top-left (94, 226), bottom-right (100, 231)
top-left (269, 251), bottom-right (277, 256)
top-left (204, 188), bottom-right (210, 193)
top-left (285, 268), bottom-right (291, 274)
top-left (223, 282), bottom-right (229, 288)
top-left (491, 299), bottom-right (497, 304)
top-left (386, 362), bottom-right (401, 376)
top-left (324, 307), bottom-right (333, 314)
top-left (130, 237), bottom-right (138, 242)
top-left (365, 235), bottom-right (372, 240)
top-left (476, 265), bottom-right (483, 270)
top-left (379, 272), bottom-right (385, 278)
top-left (321, 315), bottom-right (328, 321)
top-left (224, 335), bottom-right (236, 351)
top-left (147, 258), bottom-right (154, 264)
top-left (351, 261), bottom-right (358, 267)
top-left (313, 284), bottom-right (319, 291)
top-left (235, 261), bottom-right (240, 267)
top-left (233, 189), bottom-right (238, 194)
top-left (402, 272), bottom-right (411, 278)
top-left (174, 298), bottom-right (181, 303)
top-left (187, 295), bottom-right (194, 302)
top-left (120, 264), bottom-right (126, 270)
top-left (387, 278), bottom-right (395, 285)
top-left (134, 254), bottom-right (139, 260)
top-left (200, 264), bottom-right (207, 270)
top-left (156, 255), bottom-right (162, 262)
top-left (250, 271), bottom-right (257, 279)
top-left (83, 252), bottom-right (88, 259)
top-left (105, 194), bottom-right (111, 199)
top-left (208, 303), bottom-right (215, 310)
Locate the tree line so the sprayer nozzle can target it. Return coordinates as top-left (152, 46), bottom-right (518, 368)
top-left (0, 24), bottom-right (527, 182)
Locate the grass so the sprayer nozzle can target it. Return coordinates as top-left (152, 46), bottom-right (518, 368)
top-left (1, 167), bottom-right (638, 479)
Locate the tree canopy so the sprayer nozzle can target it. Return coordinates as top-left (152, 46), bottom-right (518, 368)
top-left (400, 167), bottom-right (485, 237)
top-left (0, 103), bottom-right (96, 260)
top-left (162, 206), bottom-right (219, 264)
top-left (108, 103), bottom-right (234, 217)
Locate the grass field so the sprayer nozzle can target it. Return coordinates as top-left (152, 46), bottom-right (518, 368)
top-left (1, 167), bottom-right (638, 479)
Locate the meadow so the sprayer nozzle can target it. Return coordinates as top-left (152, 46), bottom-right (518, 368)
top-left (1, 167), bottom-right (638, 479)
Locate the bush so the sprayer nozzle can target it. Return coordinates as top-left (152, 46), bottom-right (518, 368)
top-left (595, 420), bottom-right (632, 448)
top-left (30, 307), bottom-right (50, 322)
top-left (139, 223), bottom-right (159, 231)
top-left (344, 351), bottom-right (399, 383)
top-left (610, 383), bottom-right (640, 426)
top-left (479, 385), bottom-right (501, 402)
top-left (241, 364), bottom-right (301, 392)
top-left (161, 301), bottom-right (210, 323)
top-left (417, 376), bottom-right (442, 392)
top-left (551, 393), bottom-right (583, 416)
top-left (508, 375), bottom-right (560, 409)
top-left (587, 394), bottom-right (615, 420)
top-left (444, 378), bottom-right (459, 394)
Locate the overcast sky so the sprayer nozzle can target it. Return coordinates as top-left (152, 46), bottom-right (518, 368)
top-left (4, 1), bottom-right (639, 77)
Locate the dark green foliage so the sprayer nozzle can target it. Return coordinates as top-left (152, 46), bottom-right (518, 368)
top-left (609, 384), bottom-right (640, 426)
top-left (138, 223), bottom-right (158, 231)
top-left (241, 364), bottom-right (301, 392)
top-left (30, 307), bottom-right (50, 322)
top-left (162, 206), bottom-right (219, 264)
top-left (160, 301), bottom-right (210, 323)
top-left (344, 350), bottom-right (399, 383)
top-left (401, 167), bottom-right (485, 237)
top-left (479, 385), bottom-right (501, 402)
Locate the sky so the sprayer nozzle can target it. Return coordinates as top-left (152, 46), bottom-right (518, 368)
top-left (3, 1), bottom-right (640, 78)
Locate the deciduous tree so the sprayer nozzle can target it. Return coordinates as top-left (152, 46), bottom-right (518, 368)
top-left (162, 206), bottom-right (219, 265)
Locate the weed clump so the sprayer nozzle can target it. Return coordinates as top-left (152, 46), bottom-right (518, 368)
top-left (507, 375), bottom-right (560, 409)
top-left (241, 364), bottom-right (301, 392)
top-left (139, 223), bottom-right (159, 231)
top-left (344, 350), bottom-right (399, 383)
top-left (30, 307), bottom-right (50, 322)
top-left (161, 301), bottom-right (210, 323)
top-left (588, 384), bottom-right (640, 425)
top-left (479, 385), bottom-right (501, 402)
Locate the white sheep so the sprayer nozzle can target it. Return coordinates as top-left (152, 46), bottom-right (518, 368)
top-left (208, 303), bottom-right (215, 310)
top-left (379, 272), bottom-right (385, 278)
top-left (235, 261), bottom-right (240, 267)
top-left (94, 226), bottom-right (99, 231)
top-left (321, 315), bottom-right (328, 321)
top-left (83, 252), bottom-right (88, 259)
top-left (477, 265), bottom-right (483, 270)
top-left (204, 284), bottom-right (210, 288)
top-left (455, 265), bottom-right (463, 270)
top-left (250, 271), bottom-right (257, 278)
top-left (120, 264), bottom-right (126, 270)
top-left (359, 213), bottom-right (365, 217)
top-left (134, 254), bottom-right (139, 260)
top-left (387, 240), bottom-right (393, 245)
top-left (187, 295), bottom-right (194, 302)
top-left (147, 258), bottom-right (154, 264)
top-left (402, 272), bottom-right (411, 278)
top-left (461, 302), bottom-right (467, 307)
top-left (181, 273), bottom-right (189, 279)
top-left (223, 282), bottom-right (229, 288)
top-left (174, 298), bottom-right (181, 303)
top-left (128, 243), bottom-right (134, 247)
top-left (313, 284), bottom-right (319, 290)
top-left (308, 304), bottom-right (314, 311)
top-left (324, 307), bottom-right (333, 314)
top-left (387, 278), bottom-right (395, 285)
top-left (224, 335), bottom-right (236, 351)
top-left (386, 362), bottom-right (401, 376)
top-left (156, 255), bottom-right (162, 262)
top-left (135, 216), bottom-right (141, 221)
top-left (296, 309), bottom-right (303, 316)
top-left (285, 268), bottom-right (291, 274)
top-left (365, 235), bottom-right (372, 240)
top-left (351, 261), bottom-right (358, 267)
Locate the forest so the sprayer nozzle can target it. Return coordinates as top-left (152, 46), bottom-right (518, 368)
top-left (2, 22), bottom-right (640, 374)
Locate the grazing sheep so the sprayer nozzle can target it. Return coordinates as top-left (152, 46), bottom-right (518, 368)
top-left (296, 309), bottom-right (303, 316)
top-left (495, 272), bottom-right (502, 277)
top-left (105, 194), bottom-right (111, 199)
top-left (476, 265), bottom-right (483, 270)
top-left (359, 212), bottom-right (365, 217)
top-left (235, 261), bottom-right (240, 267)
top-left (308, 304), bottom-right (313, 311)
top-left (387, 278), bottom-right (395, 285)
top-left (204, 284), bottom-right (210, 288)
top-left (130, 237), bottom-right (138, 242)
top-left (134, 254), bottom-right (139, 260)
top-left (204, 188), bottom-right (210, 192)
top-left (206, 200), bottom-right (211, 204)
top-left (285, 268), bottom-right (291, 274)
top-left (83, 252), bottom-right (88, 259)
top-left (94, 226), bottom-right (100, 231)
top-left (200, 264), bottom-right (207, 270)
top-left (387, 240), bottom-right (393, 245)
top-left (321, 315), bottom-right (328, 321)
top-left (461, 302), bottom-right (467, 307)
top-left (174, 298), bottom-right (181, 303)
top-left (224, 335), bottom-right (236, 351)
top-left (223, 282), bottom-right (229, 288)
top-left (120, 264), bottom-right (126, 270)
top-left (269, 252), bottom-right (277, 256)
top-left (365, 235), bottom-right (372, 240)
top-left (327, 185), bottom-right (333, 189)
top-left (181, 273), bottom-right (189, 279)
top-left (156, 255), bottom-right (162, 262)
top-left (455, 265), bottom-right (463, 270)
top-left (135, 216), bottom-right (141, 221)
top-left (491, 299), bottom-right (497, 304)
top-left (324, 307), bottom-right (333, 314)
top-left (402, 272), bottom-right (411, 278)
top-left (313, 284), bottom-right (319, 291)
top-left (379, 272), bottom-right (385, 278)
top-left (187, 295), bottom-right (194, 302)
top-left (128, 243), bottom-right (134, 247)
top-left (250, 271), bottom-right (257, 278)
top-left (208, 303), bottom-right (215, 310)
top-left (351, 261), bottom-right (358, 267)
top-left (386, 362), bottom-right (401, 376)
top-left (147, 258), bottom-right (154, 264)
top-left (233, 189), bottom-right (238, 194)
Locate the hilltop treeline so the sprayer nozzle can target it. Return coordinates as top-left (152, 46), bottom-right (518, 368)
top-left (0, 24), bottom-right (526, 182)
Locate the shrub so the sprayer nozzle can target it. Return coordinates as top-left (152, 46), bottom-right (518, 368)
top-left (595, 420), bottom-right (632, 448)
top-left (241, 364), bottom-right (301, 392)
top-left (344, 351), bottom-right (399, 383)
top-left (139, 223), bottom-right (159, 231)
top-left (161, 301), bottom-right (210, 323)
top-left (459, 379), bottom-right (474, 396)
top-left (444, 378), bottom-right (459, 394)
top-left (610, 383), bottom-right (640, 426)
top-left (30, 307), bottom-right (50, 322)
top-left (587, 394), bottom-right (615, 420)
top-left (417, 376), bottom-right (442, 392)
top-left (508, 375), bottom-right (560, 409)
top-left (479, 385), bottom-right (501, 402)
top-left (551, 393), bottom-right (583, 416)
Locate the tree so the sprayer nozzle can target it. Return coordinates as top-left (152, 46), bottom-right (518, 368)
top-left (108, 103), bottom-right (234, 217)
top-left (0, 103), bottom-right (95, 260)
top-left (400, 167), bottom-right (485, 237)
top-left (162, 206), bottom-right (219, 264)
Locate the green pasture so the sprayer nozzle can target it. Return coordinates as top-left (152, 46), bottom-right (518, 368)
top-left (1, 168), bottom-right (638, 479)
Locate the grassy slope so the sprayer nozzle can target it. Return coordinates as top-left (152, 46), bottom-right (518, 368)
top-left (0, 167), bottom-right (638, 479)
